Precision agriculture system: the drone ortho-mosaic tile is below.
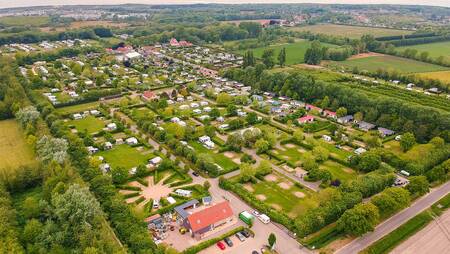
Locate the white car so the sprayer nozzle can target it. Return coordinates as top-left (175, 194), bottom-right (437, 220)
top-left (252, 210), bottom-right (260, 217)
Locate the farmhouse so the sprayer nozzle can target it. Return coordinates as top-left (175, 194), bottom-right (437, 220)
top-left (298, 115), bottom-right (315, 124)
top-left (186, 201), bottom-right (234, 240)
top-left (378, 127), bottom-right (395, 137)
top-left (323, 110), bottom-right (337, 119)
top-left (337, 115), bottom-right (353, 124)
top-left (357, 121), bottom-right (376, 131)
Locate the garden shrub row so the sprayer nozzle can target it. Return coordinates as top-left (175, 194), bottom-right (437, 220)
top-left (182, 226), bottom-right (246, 254)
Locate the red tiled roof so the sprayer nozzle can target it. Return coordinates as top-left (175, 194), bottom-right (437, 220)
top-left (187, 201), bottom-right (233, 232)
top-left (298, 115), bottom-right (314, 123)
top-left (143, 91), bottom-right (155, 99)
top-left (324, 110), bottom-right (336, 116)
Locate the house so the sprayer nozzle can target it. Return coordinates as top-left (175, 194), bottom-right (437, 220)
top-left (106, 123), bottom-right (117, 131)
top-left (148, 156), bottom-right (162, 165)
top-left (298, 115), bottom-right (315, 124)
top-left (322, 135), bottom-right (332, 142)
top-left (337, 115), bottom-right (353, 124)
top-left (126, 137), bottom-right (138, 145)
top-left (73, 113), bottom-right (83, 120)
top-left (199, 135), bottom-right (214, 149)
top-left (104, 142), bottom-right (113, 150)
top-left (251, 95), bottom-right (263, 101)
top-left (354, 147), bottom-right (367, 155)
top-left (175, 189), bottom-right (192, 197)
top-left (323, 110), bottom-right (337, 119)
top-left (378, 127), bottom-right (395, 137)
top-left (186, 201), bottom-right (234, 240)
top-left (357, 121), bottom-right (376, 131)
top-left (174, 199), bottom-right (199, 225)
top-left (142, 91), bottom-right (157, 101)
top-left (305, 104), bottom-right (323, 113)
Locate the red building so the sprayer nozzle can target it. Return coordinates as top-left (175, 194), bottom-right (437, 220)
top-left (186, 201), bottom-right (234, 239)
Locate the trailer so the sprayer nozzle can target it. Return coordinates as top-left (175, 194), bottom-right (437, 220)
top-left (239, 211), bottom-right (255, 225)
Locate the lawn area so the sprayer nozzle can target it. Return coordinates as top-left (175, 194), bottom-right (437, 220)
top-left (56, 101), bottom-right (100, 115)
top-left (255, 123), bottom-right (290, 140)
top-left (417, 71), bottom-right (450, 84)
top-left (319, 160), bottom-right (357, 182)
top-left (0, 120), bottom-right (36, 170)
top-left (188, 141), bottom-right (238, 171)
top-left (288, 24), bottom-right (412, 39)
top-left (131, 107), bottom-right (155, 120)
top-left (383, 140), bottom-right (435, 162)
top-left (0, 16), bottom-right (50, 26)
top-left (97, 144), bottom-right (156, 169)
top-left (396, 41), bottom-right (450, 60)
top-left (250, 173), bottom-right (318, 218)
top-left (328, 55), bottom-right (448, 73)
top-left (66, 115), bottom-right (105, 134)
top-left (237, 40), bottom-right (339, 65)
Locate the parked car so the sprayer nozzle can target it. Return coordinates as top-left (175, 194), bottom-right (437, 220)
top-left (224, 237), bottom-right (233, 247)
top-left (241, 230), bottom-right (251, 238)
top-left (217, 241), bottom-right (226, 250)
top-left (252, 251), bottom-right (259, 254)
top-left (192, 171), bottom-right (199, 177)
top-left (235, 232), bottom-right (246, 242)
top-left (252, 210), bottom-right (260, 217)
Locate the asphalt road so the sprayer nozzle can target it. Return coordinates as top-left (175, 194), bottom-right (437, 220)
top-left (336, 180), bottom-right (450, 254)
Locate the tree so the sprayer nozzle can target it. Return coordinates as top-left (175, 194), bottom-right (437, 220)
top-left (22, 219), bottom-right (42, 244)
top-left (111, 167), bottom-right (129, 184)
top-left (336, 107), bottom-right (347, 118)
top-left (209, 108), bottom-right (220, 119)
top-left (357, 153), bottom-right (381, 172)
top-left (302, 152), bottom-right (318, 171)
top-left (216, 92), bottom-right (233, 105)
top-left (36, 135), bottom-right (68, 164)
top-left (406, 176), bottom-right (429, 196)
top-left (262, 49), bottom-right (275, 69)
top-left (278, 47), bottom-right (286, 67)
top-left (337, 203), bottom-right (379, 236)
top-left (243, 50), bottom-right (255, 68)
top-left (268, 233), bottom-right (276, 250)
top-left (320, 96), bottom-right (330, 109)
top-left (257, 160), bottom-right (272, 176)
top-left (203, 180), bottom-right (211, 190)
top-left (313, 146), bottom-right (329, 162)
top-left (23, 196), bottom-right (41, 219)
top-left (227, 104), bottom-right (238, 116)
top-left (354, 112), bottom-right (363, 122)
top-left (16, 106), bottom-right (40, 127)
top-left (304, 41), bottom-right (323, 65)
top-left (371, 187), bottom-right (410, 217)
top-left (246, 112), bottom-right (258, 125)
top-left (226, 132), bottom-right (244, 151)
top-left (240, 163), bottom-right (256, 182)
top-left (293, 129), bottom-right (304, 143)
top-left (255, 138), bottom-right (270, 154)
top-left (135, 165), bottom-right (147, 178)
top-left (400, 132), bottom-right (415, 152)
top-left (239, 22), bottom-right (262, 37)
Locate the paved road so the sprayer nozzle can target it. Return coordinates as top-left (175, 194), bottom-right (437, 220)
top-left (336, 180), bottom-right (450, 254)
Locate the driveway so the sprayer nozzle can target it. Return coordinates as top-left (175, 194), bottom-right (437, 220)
top-left (336, 180), bottom-right (450, 254)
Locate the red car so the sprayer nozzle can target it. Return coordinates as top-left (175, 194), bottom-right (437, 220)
top-left (217, 241), bottom-right (226, 250)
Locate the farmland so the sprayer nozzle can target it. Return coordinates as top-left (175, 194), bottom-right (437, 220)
top-left (0, 16), bottom-right (50, 26)
top-left (289, 24), bottom-right (412, 39)
top-left (328, 55), bottom-right (448, 73)
top-left (396, 41), bottom-right (450, 60)
top-left (0, 120), bottom-right (36, 170)
top-left (417, 71), bottom-right (450, 84)
top-left (237, 40), bottom-right (338, 65)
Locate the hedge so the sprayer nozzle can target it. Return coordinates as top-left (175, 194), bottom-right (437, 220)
top-left (119, 185), bottom-right (141, 191)
top-left (122, 192), bottom-right (140, 199)
top-left (136, 178), bottom-right (149, 187)
top-left (182, 226), bottom-right (246, 254)
top-left (134, 196), bottom-right (146, 205)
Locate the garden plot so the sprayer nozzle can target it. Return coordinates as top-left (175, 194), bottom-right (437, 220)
top-left (188, 141), bottom-right (238, 171)
top-left (243, 172), bottom-right (318, 218)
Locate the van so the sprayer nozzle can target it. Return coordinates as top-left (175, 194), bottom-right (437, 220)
top-left (259, 214), bottom-right (270, 224)
top-left (400, 170), bottom-right (410, 177)
top-left (153, 199), bottom-right (160, 209)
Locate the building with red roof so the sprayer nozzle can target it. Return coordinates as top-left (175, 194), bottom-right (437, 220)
top-left (186, 201), bottom-right (234, 239)
top-left (323, 109), bottom-right (337, 119)
top-left (298, 115), bottom-right (315, 124)
top-left (305, 104), bottom-right (323, 113)
top-left (142, 91), bottom-right (157, 101)
top-left (169, 38), bottom-right (180, 47)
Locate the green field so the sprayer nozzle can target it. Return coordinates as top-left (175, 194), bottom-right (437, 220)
top-left (329, 55), bottom-right (448, 73)
top-left (189, 141), bottom-right (238, 171)
top-left (56, 101), bottom-right (101, 115)
top-left (237, 40), bottom-right (338, 65)
top-left (67, 115), bottom-right (105, 134)
top-left (289, 24), bottom-right (412, 39)
top-left (97, 144), bottom-right (155, 169)
top-left (383, 140), bottom-right (435, 162)
top-left (0, 120), bottom-right (36, 170)
top-left (249, 173), bottom-right (318, 218)
top-left (397, 41), bottom-right (450, 60)
top-left (0, 16), bottom-right (50, 26)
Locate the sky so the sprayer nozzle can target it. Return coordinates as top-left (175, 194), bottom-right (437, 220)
top-left (0, 0), bottom-right (449, 9)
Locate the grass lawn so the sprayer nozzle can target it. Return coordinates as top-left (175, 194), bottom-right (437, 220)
top-left (66, 115), bottom-right (105, 134)
top-left (328, 55), bottom-right (448, 73)
top-left (237, 40), bottom-right (338, 65)
top-left (0, 120), bottom-right (36, 170)
top-left (288, 24), bottom-right (412, 39)
top-left (396, 41), bottom-right (450, 60)
top-left (255, 123), bottom-right (290, 140)
top-left (56, 101), bottom-right (100, 115)
top-left (319, 160), bottom-right (357, 182)
top-left (383, 140), bottom-right (435, 162)
top-left (188, 141), bottom-right (238, 171)
top-left (97, 144), bottom-right (156, 169)
top-left (131, 107), bottom-right (155, 120)
top-left (0, 16), bottom-right (50, 26)
top-left (250, 173), bottom-right (318, 218)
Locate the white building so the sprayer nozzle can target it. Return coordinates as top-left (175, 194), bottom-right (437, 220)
top-left (126, 137), bottom-right (138, 145)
